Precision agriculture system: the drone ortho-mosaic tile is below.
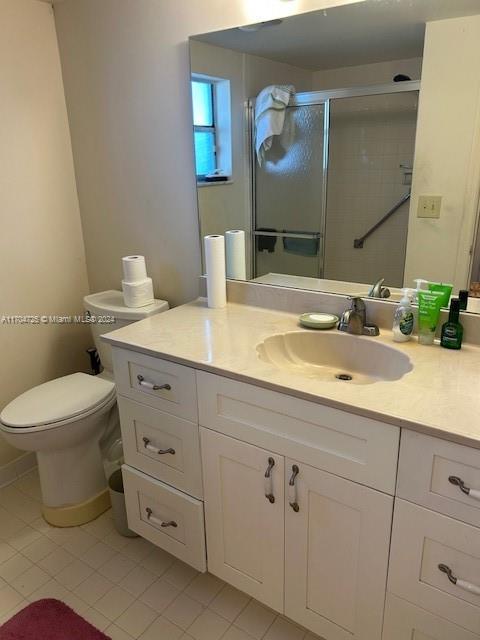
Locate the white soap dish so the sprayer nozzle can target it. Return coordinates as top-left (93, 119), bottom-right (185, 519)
top-left (299, 312), bottom-right (339, 330)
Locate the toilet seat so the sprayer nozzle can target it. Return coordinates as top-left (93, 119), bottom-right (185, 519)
top-left (0, 373), bottom-right (116, 430)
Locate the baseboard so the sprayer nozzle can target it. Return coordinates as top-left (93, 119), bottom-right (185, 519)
top-left (0, 453), bottom-right (37, 488)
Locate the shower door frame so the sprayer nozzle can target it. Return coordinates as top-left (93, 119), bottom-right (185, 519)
top-left (248, 79), bottom-right (421, 280)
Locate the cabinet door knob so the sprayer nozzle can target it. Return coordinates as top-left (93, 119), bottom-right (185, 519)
top-left (142, 437), bottom-right (175, 456)
top-left (438, 564), bottom-right (480, 596)
top-left (288, 465), bottom-right (300, 512)
top-left (137, 374), bottom-right (171, 392)
top-left (145, 507), bottom-right (178, 528)
top-left (264, 457), bottom-right (275, 503)
top-left (449, 476), bottom-right (480, 500)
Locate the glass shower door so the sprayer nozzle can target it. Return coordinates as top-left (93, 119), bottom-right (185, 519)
top-left (253, 103), bottom-right (327, 279)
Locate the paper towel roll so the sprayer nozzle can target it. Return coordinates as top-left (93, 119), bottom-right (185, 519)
top-left (122, 255), bottom-right (147, 283)
top-left (204, 235), bottom-right (226, 309)
top-left (122, 277), bottom-right (154, 308)
top-left (225, 230), bottom-right (246, 280)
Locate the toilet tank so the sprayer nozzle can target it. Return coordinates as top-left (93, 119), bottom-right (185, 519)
top-left (83, 290), bottom-right (169, 374)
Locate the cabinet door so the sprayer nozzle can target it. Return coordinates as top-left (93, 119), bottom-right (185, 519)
top-left (285, 459), bottom-right (393, 640)
top-left (200, 427), bottom-right (284, 612)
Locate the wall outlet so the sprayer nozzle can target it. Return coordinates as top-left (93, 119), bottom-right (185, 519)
top-left (417, 195), bottom-right (442, 218)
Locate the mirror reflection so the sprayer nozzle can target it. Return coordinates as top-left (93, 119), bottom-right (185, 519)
top-left (190, 0), bottom-right (480, 311)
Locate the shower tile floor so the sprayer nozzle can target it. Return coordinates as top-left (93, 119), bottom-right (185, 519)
top-left (0, 470), bottom-right (322, 640)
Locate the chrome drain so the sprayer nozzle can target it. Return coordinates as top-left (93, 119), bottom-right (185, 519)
top-left (335, 373), bottom-right (353, 381)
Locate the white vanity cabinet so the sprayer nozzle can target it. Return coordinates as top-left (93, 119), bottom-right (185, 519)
top-left (196, 371), bottom-right (399, 494)
top-left (198, 372), bottom-right (397, 640)
top-left (112, 344), bottom-right (480, 640)
top-left (383, 430), bottom-right (480, 638)
top-left (112, 347), bottom-right (207, 572)
top-left (200, 428), bottom-right (393, 639)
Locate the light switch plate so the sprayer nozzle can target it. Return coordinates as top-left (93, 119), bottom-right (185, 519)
top-left (417, 195), bottom-right (442, 218)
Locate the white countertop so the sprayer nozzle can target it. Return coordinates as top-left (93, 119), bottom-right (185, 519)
top-left (103, 299), bottom-right (480, 448)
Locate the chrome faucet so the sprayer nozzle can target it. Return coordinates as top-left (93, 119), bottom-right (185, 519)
top-left (368, 278), bottom-right (390, 299)
top-left (338, 297), bottom-right (380, 336)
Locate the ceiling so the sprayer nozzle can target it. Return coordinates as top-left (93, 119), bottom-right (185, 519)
top-left (192, 0), bottom-right (480, 70)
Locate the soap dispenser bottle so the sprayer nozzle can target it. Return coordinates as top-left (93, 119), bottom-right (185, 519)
top-left (440, 298), bottom-right (463, 349)
top-left (392, 288), bottom-right (414, 342)
top-left (413, 278), bottom-right (428, 303)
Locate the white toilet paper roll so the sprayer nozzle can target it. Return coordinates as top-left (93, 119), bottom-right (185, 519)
top-left (122, 277), bottom-right (154, 308)
top-left (122, 255), bottom-right (147, 283)
top-left (225, 230), bottom-right (246, 280)
top-left (204, 235), bottom-right (226, 309)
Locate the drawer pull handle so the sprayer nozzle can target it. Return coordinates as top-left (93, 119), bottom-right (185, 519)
top-left (288, 465), bottom-right (300, 512)
top-left (146, 507), bottom-right (178, 528)
top-left (142, 437), bottom-right (175, 456)
top-left (448, 476), bottom-right (480, 500)
top-left (438, 564), bottom-right (480, 596)
top-left (264, 457), bottom-right (275, 504)
top-left (137, 374), bottom-right (171, 392)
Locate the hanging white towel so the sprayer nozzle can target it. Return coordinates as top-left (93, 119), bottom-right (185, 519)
top-left (255, 84), bottom-right (295, 165)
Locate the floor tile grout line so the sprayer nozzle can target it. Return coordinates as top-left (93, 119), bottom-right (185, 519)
top-left (2, 474), bottom-right (320, 640)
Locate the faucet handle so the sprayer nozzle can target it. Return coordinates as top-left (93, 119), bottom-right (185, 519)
top-left (368, 278), bottom-right (391, 299)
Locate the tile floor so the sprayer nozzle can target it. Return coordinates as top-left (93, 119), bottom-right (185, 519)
top-left (0, 469), bottom-right (321, 640)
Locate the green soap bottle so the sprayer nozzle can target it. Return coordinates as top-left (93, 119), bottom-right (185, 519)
top-left (440, 298), bottom-right (463, 350)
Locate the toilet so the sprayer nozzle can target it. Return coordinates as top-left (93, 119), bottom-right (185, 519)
top-left (0, 290), bottom-right (168, 527)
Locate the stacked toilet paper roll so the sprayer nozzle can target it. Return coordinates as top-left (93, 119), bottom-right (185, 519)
top-left (204, 235), bottom-right (227, 308)
top-left (225, 230), bottom-right (246, 280)
top-left (121, 255), bottom-right (154, 308)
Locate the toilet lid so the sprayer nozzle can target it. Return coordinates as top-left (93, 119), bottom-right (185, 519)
top-left (0, 373), bottom-right (116, 428)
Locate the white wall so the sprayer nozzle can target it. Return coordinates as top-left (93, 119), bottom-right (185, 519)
top-left (190, 40), bottom-right (249, 272)
top-left (244, 52), bottom-right (313, 96)
top-left (312, 57), bottom-right (422, 90)
top-left (0, 0), bottom-right (91, 466)
top-left (53, 0), bottom-right (362, 306)
top-left (404, 15), bottom-right (480, 290)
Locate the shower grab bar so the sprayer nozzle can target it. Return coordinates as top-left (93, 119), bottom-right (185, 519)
top-left (353, 192), bottom-right (410, 249)
top-left (253, 231), bottom-right (322, 239)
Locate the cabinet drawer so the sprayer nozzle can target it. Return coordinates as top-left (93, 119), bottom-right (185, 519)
top-left (122, 465), bottom-right (206, 572)
top-left (383, 593), bottom-right (478, 640)
top-left (197, 371), bottom-right (399, 493)
top-left (398, 430), bottom-right (480, 527)
top-left (118, 397), bottom-right (202, 499)
top-left (388, 499), bottom-right (480, 634)
top-left (112, 347), bottom-right (197, 421)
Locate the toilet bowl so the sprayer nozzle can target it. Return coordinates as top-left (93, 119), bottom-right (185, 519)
top-left (0, 290), bottom-right (168, 527)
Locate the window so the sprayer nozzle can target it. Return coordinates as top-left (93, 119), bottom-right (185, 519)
top-left (192, 80), bottom-right (216, 178)
top-left (191, 74), bottom-right (232, 183)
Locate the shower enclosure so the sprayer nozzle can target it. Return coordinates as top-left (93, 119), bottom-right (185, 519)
top-left (250, 81), bottom-right (420, 287)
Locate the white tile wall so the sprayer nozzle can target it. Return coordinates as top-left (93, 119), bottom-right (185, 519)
top-left (324, 92), bottom-right (418, 287)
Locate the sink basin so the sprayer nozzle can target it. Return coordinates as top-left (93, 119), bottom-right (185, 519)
top-left (257, 331), bottom-right (412, 384)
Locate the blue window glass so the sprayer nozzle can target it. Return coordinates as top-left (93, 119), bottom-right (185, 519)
top-left (192, 81), bottom-right (214, 127)
top-left (192, 80), bottom-right (216, 178)
top-left (194, 131), bottom-right (216, 176)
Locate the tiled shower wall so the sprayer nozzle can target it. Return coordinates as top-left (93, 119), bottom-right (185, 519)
top-left (323, 92), bottom-right (418, 287)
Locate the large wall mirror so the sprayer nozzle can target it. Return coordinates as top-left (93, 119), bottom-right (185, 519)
top-left (189, 0), bottom-right (480, 311)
